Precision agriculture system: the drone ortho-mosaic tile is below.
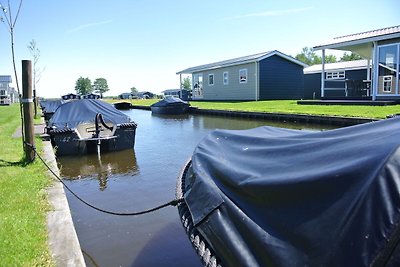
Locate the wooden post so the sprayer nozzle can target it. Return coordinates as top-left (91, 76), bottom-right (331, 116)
top-left (22, 60), bottom-right (35, 161)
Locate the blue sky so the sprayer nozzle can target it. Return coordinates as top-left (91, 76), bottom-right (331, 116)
top-left (0, 0), bottom-right (399, 98)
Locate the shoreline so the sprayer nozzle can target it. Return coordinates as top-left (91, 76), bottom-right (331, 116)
top-left (131, 105), bottom-right (377, 126)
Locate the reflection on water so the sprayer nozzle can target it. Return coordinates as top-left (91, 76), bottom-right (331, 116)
top-left (151, 112), bottom-right (190, 120)
top-left (192, 114), bottom-right (332, 131)
top-left (61, 109), bottom-right (335, 267)
top-left (58, 149), bottom-right (139, 191)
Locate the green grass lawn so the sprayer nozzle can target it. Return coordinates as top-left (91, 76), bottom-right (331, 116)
top-left (110, 99), bottom-right (400, 119)
top-left (0, 104), bottom-right (53, 266)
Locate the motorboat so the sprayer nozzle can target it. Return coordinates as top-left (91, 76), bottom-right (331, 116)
top-left (47, 99), bottom-right (137, 156)
top-left (150, 97), bottom-right (190, 115)
top-left (177, 117), bottom-right (400, 266)
top-left (113, 101), bottom-right (132, 110)
top-left (40, 99), bottom-right (65, 123)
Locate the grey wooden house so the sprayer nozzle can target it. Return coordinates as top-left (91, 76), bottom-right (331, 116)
top-left (177, 50), bottom-right (307, 101)
top-left (304, 60), bottom-right (371, 99)
top-left (313, 25), bottom-right (400, 101)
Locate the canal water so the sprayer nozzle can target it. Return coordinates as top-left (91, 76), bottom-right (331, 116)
top-left (58, 109), bottom-right (335, 267)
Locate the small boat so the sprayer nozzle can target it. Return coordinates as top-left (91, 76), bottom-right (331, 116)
top-left (113, 101), bottom-right (132, 110)
top-left (40, 99), bottom-right (65, 124)
top-left (150, 97), bottom-right (190, 115)
top-left (47, 99), bottom-right (137, 156)
top-left (177, 117), bottom-right (400, 267)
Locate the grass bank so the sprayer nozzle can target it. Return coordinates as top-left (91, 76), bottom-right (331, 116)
top-left (110, 99), bottom-right (400, 119)
top-left (0, 104), bottom-right (53, 266)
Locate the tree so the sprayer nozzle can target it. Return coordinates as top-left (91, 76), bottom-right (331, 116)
top-left (28, 39), bottom-right (45, 117)
top-left (325, 54), bottom-right (337, 64)
top-left (181, 76), bottom-right (191, 90)
top-left (75, 77), bottom-right (92, 95)
top-left (1, 0), bottom-right (25, 152)
top-left (340, 52), bottom-right (362, 62)
top-left (130, 86), bottom-right (138, 94)
top-left (92, 78), bottom-right (109, 98)
top-left (295, 47), bottom-right (316, 66)
top-left (295, 47), bottom-right (337, 65)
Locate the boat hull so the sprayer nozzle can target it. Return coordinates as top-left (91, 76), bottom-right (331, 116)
top-left (49, 123), bottom-right (136, 156)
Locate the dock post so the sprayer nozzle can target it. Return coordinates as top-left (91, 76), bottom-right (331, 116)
top-left (22, 60), bottom-right (35, 162)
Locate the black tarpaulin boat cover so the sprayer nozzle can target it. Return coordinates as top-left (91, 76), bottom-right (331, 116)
top-left (40, 99), bottom-right (65, 113)
top-left (182, 117), bottom-right (400, 267)
top-left (150, 96), bottom-right (189, 107)
top-left (49, 99), bottom-right (131, 128)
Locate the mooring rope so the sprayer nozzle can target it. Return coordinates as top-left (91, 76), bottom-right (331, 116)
top-left (25, 142), bottom-right (184, 216)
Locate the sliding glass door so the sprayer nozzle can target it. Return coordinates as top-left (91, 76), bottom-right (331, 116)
top-left (377, 44), bottom-right (399, 95)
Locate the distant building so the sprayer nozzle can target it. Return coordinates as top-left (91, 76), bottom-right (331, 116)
top-left (0, 75), bottom-right (12, 105)
top-left (118, 92), bottom-right (134, 99)
top-left (177, 50), bottom-right (307, 101)
top-left (137, 91), bottom-right (155, 99)
top-left (82, 93), bottom-right (100, 99)
top-left (9, 87), bottom-right (18, 103)
top-left (62, 93), bottom-right (81, 100)
top-left (162, 89), bottom-right (191, 101)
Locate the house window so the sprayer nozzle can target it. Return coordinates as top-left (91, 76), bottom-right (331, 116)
top-left (223, 71), bottom-right (229, 85)
top-left (239, 69), bottom-right (247, 83)
top-left (208, 74), bottom-right (214, 86)
top-left (326, 71), bottom-right (345, 80)
top-left (383, 76), bottom-right (393, 92)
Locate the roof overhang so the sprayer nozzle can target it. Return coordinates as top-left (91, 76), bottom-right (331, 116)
top-left (313, 26), bottom-right (400, 59)
top-left (304, 59), bottom-right (370, 74)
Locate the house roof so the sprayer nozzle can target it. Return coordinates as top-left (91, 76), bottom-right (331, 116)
top-left (137, 91), bottom-right (154, 95)
top-left (63, 93), bottom-right (79, 96)
top-left (0, 75), bottom-right (12, 83)
top-left (176, 50), bottom-right (308, 74)
top-left (313, 25), bottom-right (400, 56)
top-left (304, 59), bottom-right (370, 74)
top-left (162, 89), bottom-right (182, 93)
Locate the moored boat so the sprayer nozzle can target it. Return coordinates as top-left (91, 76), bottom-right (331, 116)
top-left (113, 101), bottom-right (132, 110)
top-left (177, 117), bottom-right (400, 267)
top-left (47, 99), bottom-right (137, 156)
top-left (40, 99), bottom-right (65, 124)
top-left (150, 97), bottom-right (190, 115)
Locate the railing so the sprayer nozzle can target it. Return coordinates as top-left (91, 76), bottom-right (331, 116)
top-left (324, 79), bottom-right (347, 96)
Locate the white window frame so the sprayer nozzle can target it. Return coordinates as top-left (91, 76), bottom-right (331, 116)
top-left (208, 73), bottom-right (214, 86)
top-left (383, 75), bottom-right (393, 92)
top-left (326, 71), bottom-right (345, 80)
top-left (239, 69), bottom-right (247, 83)
top-left (223, 71), bottom-right (229, 85)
